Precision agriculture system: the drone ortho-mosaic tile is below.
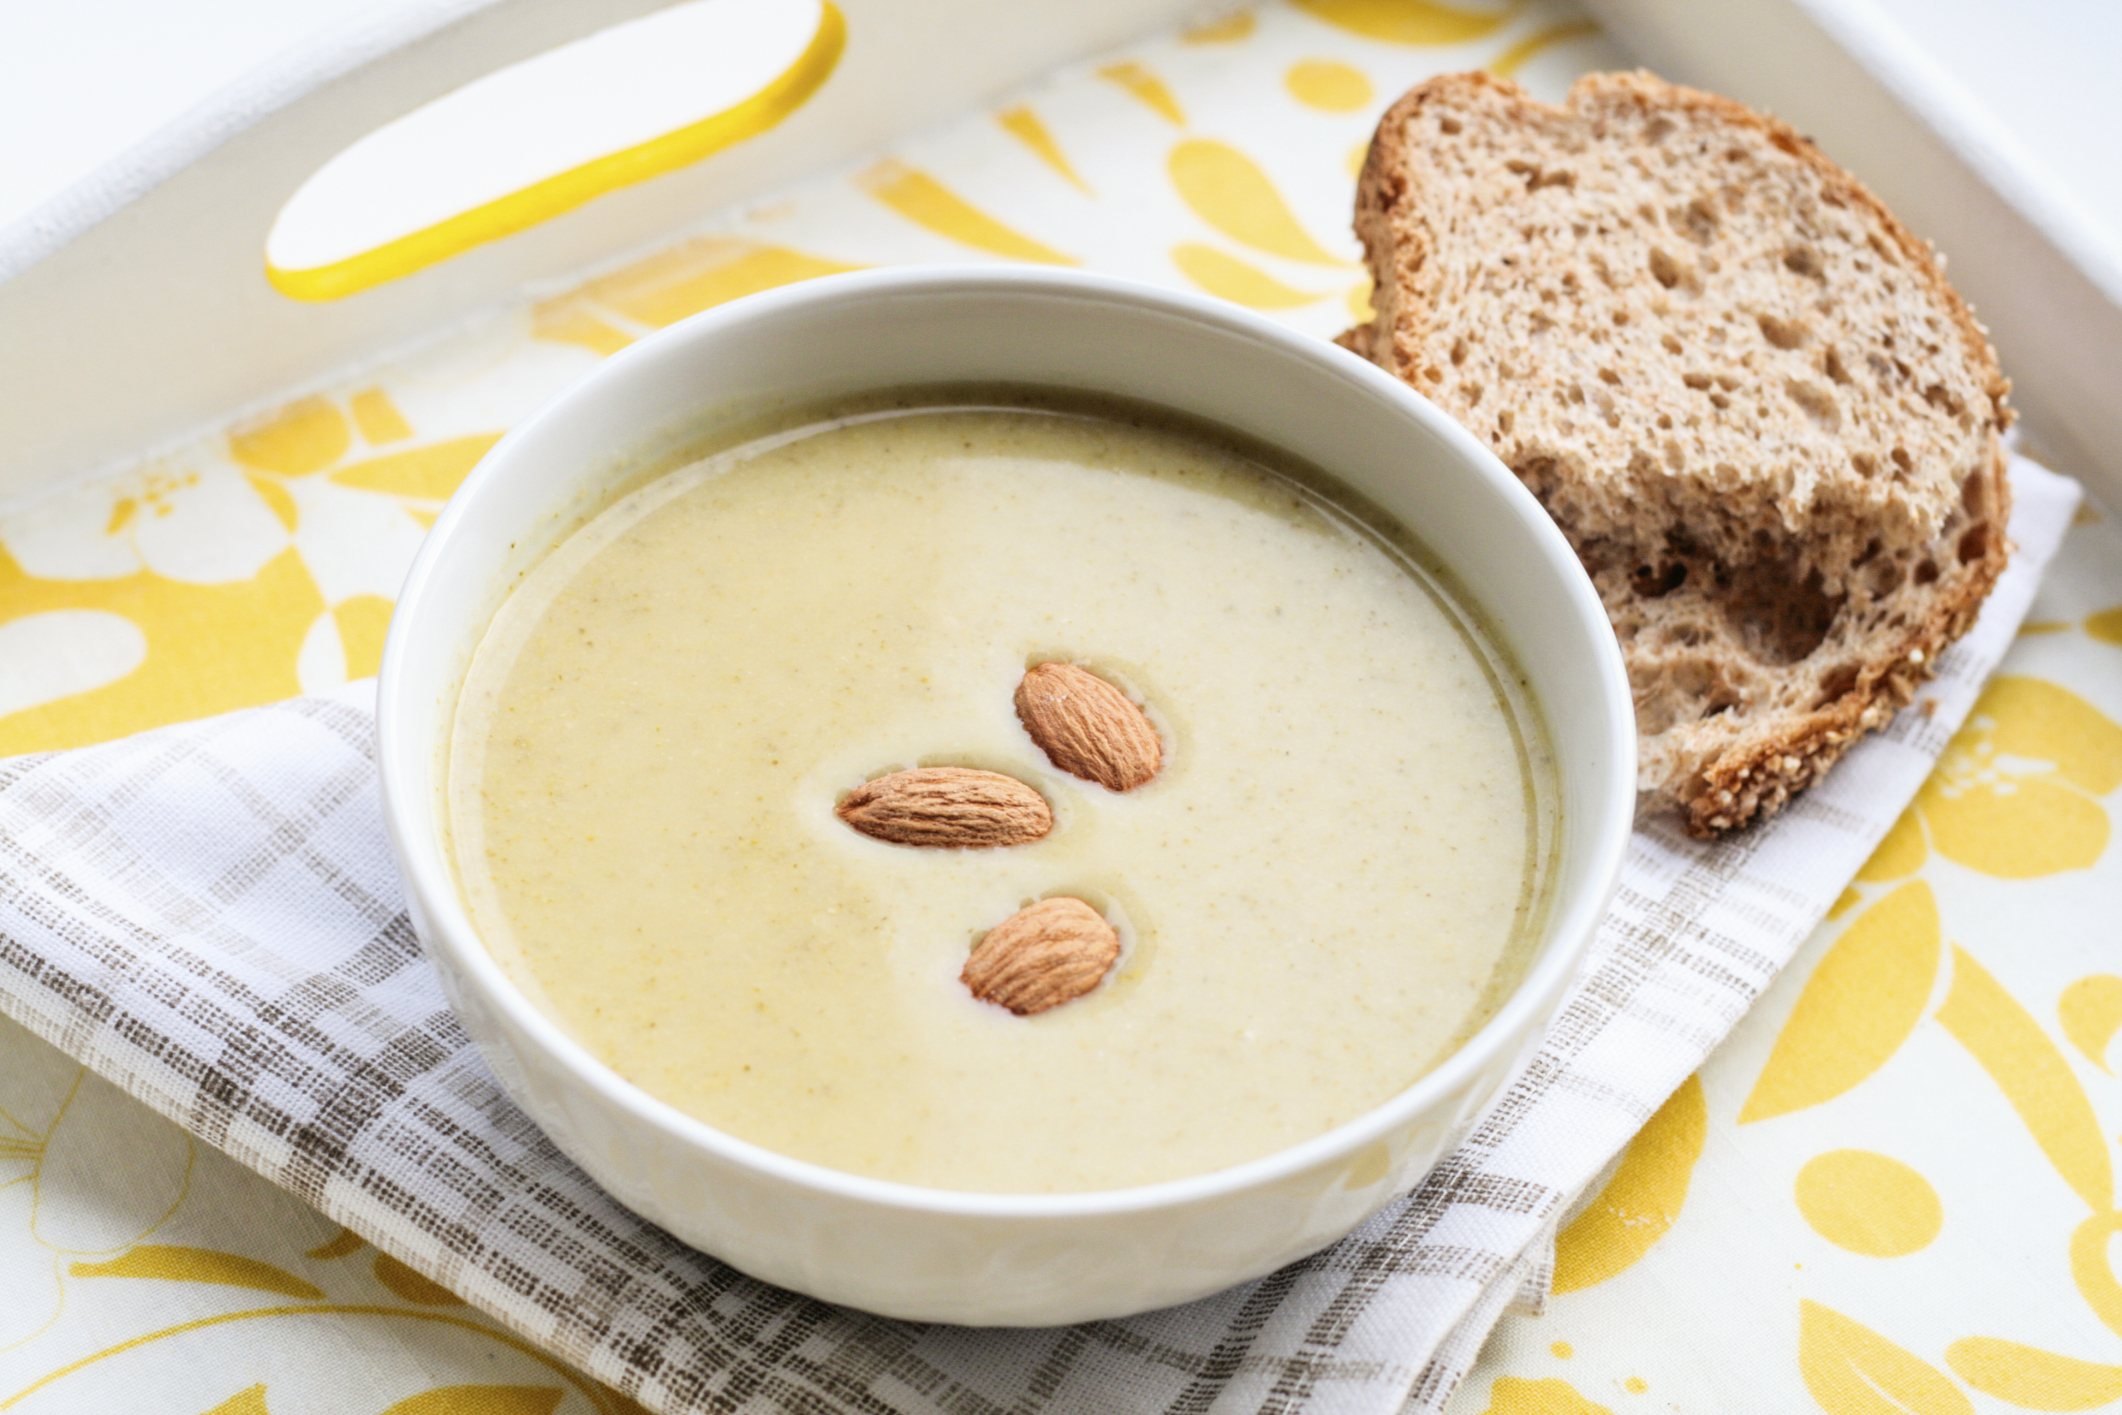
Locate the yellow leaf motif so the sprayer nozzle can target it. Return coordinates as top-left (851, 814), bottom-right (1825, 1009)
top-left (333, 595), bottom-right (396, 681)
top-left (1346, 274), bottom-right (1375, 323)
top-left (202, 1385), bottom-right (271, 1415)
top-left (329, 435), bottom-right (504, 502)
top-left (1098, 62), bottom-right (1187, 126)
top-left (1794, 1150), bottom-right (1942, 1257)
top-left (1476, 1376), bottom-right (1613, 1413)
top-left (1171, 244), bottom-right (1326, 309)
top-left (350, 388), bottom-right (414, 445)
top-left (1799, 1301), bottom-right (1974, 1415)
top-left (374, 1251), bottom-right (466, 1306)
top-left (1937, 944), bottom-right (2112, 1211)
top-left (2071, 1211), bottom-right (2122, 1342)
top-left (1855, 806), bottom-right (1927, 882)
top-left (306, 1226), bottom-right (365, 1260)
top-left (568, 236), bottom-right (862, 330)
top-left (245, 474), bottom-right (301, 533)
top-left (69, 1244), bottom-right (323, 1299)
top-left (1926, 773), bottom-right (2108, 876)
top-left (1993, 678), bottom-right (2122, 792)
top-left (0, 546), bottom-right (322, 754)
top-left (997, 106), bottom-right (1091, 193)
top-left (1553, 1074), bottom-right (1706, 1293)
top-left (1286, 59), bottom-right (1374, 113)
top-left (857, 160), bottom-right (1077, 264)
top-left (227, 397), bottom-right (350, 477)
top-left (1169, 140), bottom-right (1348, 265)
top-left (2085, 606), bottom-right (2122, 646)
top-left (1916, 676), bottom-right (2122, 878)
top-left (1946, 1336), bottom-right (2122, 1411)
top-left (1291, 0), bottom-right (1521, 46)
top-left (529, 296), bottom-right (634, 356)
top-left (1740, 881), bottom-right (1939, 1124)
top-left (1184, 11), bottom-right (1257, 42)
top-left (381, 1387), bottom-right (562, 1415)
top-left (2061, 976), bottom-right (2122, 1073)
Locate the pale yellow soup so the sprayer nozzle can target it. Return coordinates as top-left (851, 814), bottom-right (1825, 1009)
top-left (449, 398), bottom-right (1555, 1193)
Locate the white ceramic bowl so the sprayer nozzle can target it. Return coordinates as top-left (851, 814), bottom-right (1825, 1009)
top-left (377, 265), bottom-right (1634, 1326)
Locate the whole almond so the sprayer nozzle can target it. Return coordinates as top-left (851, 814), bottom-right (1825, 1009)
top-left (962, 897), bottom-right (1121, 1015)
top-left (837, 767), bottom-right (1052, 848)
top-left (1014, 663), bottom-right (1163, 792)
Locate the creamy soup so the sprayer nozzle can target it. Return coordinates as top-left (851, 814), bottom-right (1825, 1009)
top-left (449, 395), bottom-right (1555, 1192)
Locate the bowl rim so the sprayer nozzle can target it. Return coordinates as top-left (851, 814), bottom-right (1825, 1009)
top-left (377, 262), bottom-right (1635, 1221)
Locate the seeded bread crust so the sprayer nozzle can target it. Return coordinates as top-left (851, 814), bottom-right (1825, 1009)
top-left (1341, 71), bottom-right (2012, 836)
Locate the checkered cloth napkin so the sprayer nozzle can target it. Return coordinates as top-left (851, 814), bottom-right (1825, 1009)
top-left (0, 458), bottom-right (2076, 1414)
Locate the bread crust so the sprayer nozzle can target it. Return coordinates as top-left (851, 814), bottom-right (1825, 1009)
top-left (1345, 71), bottom-right (2012, 836)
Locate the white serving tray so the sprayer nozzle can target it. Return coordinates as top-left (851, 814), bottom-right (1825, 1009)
top-left (0, 0), bottom-right (1207, 503)
top-left (2, 0), bottom-right (2111, 511)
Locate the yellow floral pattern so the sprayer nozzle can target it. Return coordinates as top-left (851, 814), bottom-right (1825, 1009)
top-left (1737, 880), bottom-right (1940, 1125)
top-left (0, 1), bottom-right (2107, 1412)
top-left (0, 385), bottom-right (501, 754)
top-left (0, 1061), bottom-right (192, 1351)
top-left (1793, 1150), bottom-right (1942, 1257)
top-left (1452, 508), bottom-right (2122, 1409)
top-left (1551, 1075), bottom-right (1706, 1294)
top-left (1856, 676), bottom-right (2122, 883)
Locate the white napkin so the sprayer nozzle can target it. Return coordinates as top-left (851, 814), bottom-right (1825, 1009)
top-left (0, 456), bottom-right (2077, 1415)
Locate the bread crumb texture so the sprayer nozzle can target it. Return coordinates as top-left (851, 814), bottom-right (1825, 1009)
top-left (1346, 71), bottom-right (2013, 836)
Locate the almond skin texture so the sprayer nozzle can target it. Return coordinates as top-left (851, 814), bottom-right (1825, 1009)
top-left (1014, 663), bottom-right (1163, 792)
top-left (962, 897), bottom-right (1121, 1015)
top-left (836, 767), bottom-right (1052, 848)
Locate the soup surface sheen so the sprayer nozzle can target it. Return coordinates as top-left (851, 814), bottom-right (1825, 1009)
top-left (451, 399), bottom-right (1553, 1192)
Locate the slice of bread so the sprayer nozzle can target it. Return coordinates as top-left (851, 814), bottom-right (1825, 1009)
top-left (1342, 71), bottom-right (2012, 836)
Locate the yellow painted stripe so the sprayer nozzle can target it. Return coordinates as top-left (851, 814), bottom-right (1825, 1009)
top-left (267, 4), bottom-right (845, 301)
top-left (327, 434), bottom-right (504, 500)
